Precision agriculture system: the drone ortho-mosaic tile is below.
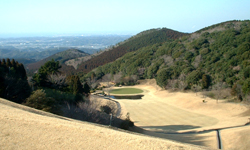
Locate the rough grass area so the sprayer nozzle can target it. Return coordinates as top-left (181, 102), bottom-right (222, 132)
top-left (110, 88), bottom-right (143, 94)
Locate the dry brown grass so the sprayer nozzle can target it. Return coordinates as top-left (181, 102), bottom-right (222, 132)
top-left (0, 98), bottom-right (206, 150)
top-left (112, 79), bottom-right (250, 149)
top-left (1, 78), bottom-right (249, 149)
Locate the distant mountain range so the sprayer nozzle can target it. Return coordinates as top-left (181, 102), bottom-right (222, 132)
top-left (0, 35), bottom-right (131, 61)
top-left (0, 47), bottom-right (95, 61)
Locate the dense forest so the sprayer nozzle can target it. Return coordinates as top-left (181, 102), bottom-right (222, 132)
top-left (76, 28), bottom-right (188, 73)
top-left (82, 20), bottom-right (250, 101)
top-left (0, 58), bottom-right (31, 103)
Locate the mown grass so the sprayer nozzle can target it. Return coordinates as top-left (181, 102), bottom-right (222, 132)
top-left (110, 88), bottom-right (143, 94)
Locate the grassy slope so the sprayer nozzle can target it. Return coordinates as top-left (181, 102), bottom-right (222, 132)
top-left (115, 79), bottom-right (250, 149)
top-left (0, 97), bottom-right (206, 150)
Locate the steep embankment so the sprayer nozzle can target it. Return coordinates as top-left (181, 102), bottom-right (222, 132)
top-left (0, 98), bottom-right (207, 150)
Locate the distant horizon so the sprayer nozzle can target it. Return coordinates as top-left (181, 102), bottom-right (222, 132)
top-left (1, 0), bottom-right (249, 38)
top-left (1, 19), bottom-right (249, 38)
top-left (0, 31), bottom-right (136, 38)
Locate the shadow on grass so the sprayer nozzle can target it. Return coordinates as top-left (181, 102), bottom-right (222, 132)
top-left (140, 125), bottom-right (211, 146)
top-left (142, 129), bottom-right (211, 147)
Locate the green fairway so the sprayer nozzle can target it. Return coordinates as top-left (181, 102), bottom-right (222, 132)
top-left (110, 88), bottom-right (143, 94)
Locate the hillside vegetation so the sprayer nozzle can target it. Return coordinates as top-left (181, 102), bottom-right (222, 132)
top-left (26, 49), bottom-right (89, 75)
top-left (76, 28), bottom-right (188, 73)
top-left (84, 20), bottom-right (250, 101)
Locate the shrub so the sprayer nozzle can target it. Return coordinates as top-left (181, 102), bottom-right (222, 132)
top-left (242, 78), bottom-right (250, 95)
top-left (44, 88), bottom-right (84, 105)
top-left (156, 68), bottom-right (172, 88)
top-left (186, 70), bottom-right (202, 88)
top-left (100, 105), bottom-right (112, 114)
top-left (25, 89), bottom-right (58, 113)
top-left (120, 113), bottom-right (134, 130)
top-left (205, 92), bottom-right (215, 99)
top-left (201, 74), bottom-right (210, 89)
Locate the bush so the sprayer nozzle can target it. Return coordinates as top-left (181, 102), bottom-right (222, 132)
top-left (242, 78), bottom-right (250, 95)
top-left (25, 89), bottom-right (58, 113)
top-left (204, 92), bottom-right (215, 99)
top-left (120, 113), bottom-right (134, 130)
top-left (44, 88), bottom-right (84, 105)
top-left (100, 105), bottom-right (112, 114)
top-left (186, 70), bottom-right (202, 88)
top-left (156, 68), bottom-right (172, 88)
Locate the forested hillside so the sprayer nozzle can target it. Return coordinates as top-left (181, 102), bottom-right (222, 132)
top-left (83, 20), bottom-right (250, 101)
top-left (26, 49), bottom-right (89, 75)
top-left (76, 28), bottom-right (188, 73)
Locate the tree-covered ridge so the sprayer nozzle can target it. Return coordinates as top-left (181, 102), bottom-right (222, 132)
top-left (76, 28), bottom-right (188, 73)
top-left (27, 49), bottom-right (89, 75)
top-left (84, 20), bottom-right (250, 100)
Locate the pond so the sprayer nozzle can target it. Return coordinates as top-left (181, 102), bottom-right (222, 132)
top-left (110, 95), bottom-right (144, 100)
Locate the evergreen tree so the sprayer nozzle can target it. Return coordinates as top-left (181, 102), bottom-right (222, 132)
top-left (66, 75), bottom-right (84, 94)
top-left (32, 59), bottom-right (61, 87)
top-left (201, 74), bottom-right (210, 89)
top-left (83, 82), bottom-right (90, 96)
top-left (0, 58), bottom-right (31, 103)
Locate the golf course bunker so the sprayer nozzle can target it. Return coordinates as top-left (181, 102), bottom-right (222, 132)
top-left (109, 88), bottom-right (144, 100)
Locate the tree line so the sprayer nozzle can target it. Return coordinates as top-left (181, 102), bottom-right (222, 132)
top-left (76, 28), bottom-right (188, 73)
top-left (81, 20), bottom-right (250, 101)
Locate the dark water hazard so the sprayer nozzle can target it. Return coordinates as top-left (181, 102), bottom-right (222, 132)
top-left (110, 95), bottom-right (144, 100)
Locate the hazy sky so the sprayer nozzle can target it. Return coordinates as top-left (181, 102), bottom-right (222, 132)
top-left (0, 0), bottom-right (249, 36)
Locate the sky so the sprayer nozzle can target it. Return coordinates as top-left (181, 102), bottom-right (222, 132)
top-left (0, 0), bottom-right (249, 37)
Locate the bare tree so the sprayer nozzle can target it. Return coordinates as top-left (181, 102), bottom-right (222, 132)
top-left (191, 84), bottom-right (202, 96)
top-left (178, 73), bottom-right (188, 91)
top-left (167, 79), bottom-right (178, 91)
top-left (245, 94), bottom-right (250, 102)
top-left (102, 74), bottom-right (112, 97)
top-left (231, 83), bottom-right (244, 101)
top-left (137, 67), bottom-right (146, 76)
top-left (113, 72), bottom-right (123, 84)
top-left (130, 75), bottom-right (138, 83)
top-left (192, 55), bottom-right (202, 68)
top-left (47, 74), bottom-right (67, 85)
top-left (212, 82), bottom-right (224, 103)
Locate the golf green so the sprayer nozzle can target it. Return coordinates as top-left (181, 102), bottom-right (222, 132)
top-left (110, 88), bottom-right (143, 94)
